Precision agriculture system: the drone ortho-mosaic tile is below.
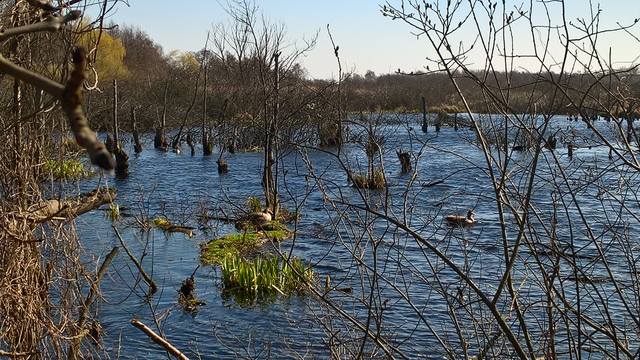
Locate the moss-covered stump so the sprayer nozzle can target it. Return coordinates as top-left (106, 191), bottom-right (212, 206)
top-left (200, 223), bottom-right (292, 265)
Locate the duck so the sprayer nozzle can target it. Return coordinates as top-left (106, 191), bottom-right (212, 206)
top-left (445, 209), bottom-right (476, 226)
top-left (236, 208), bottom-right (273, 230)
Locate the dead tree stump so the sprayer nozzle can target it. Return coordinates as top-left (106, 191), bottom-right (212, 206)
top-left (105, 134), bottom-right (115, 153)
top-left (186, 133), bottom-right (195, 156)
top-left (421, 96), bottom-right (428, 133)
top-left (217, 158), bottom-right (229, 174)
top-left (114, 148), bottom-right (128, 179)
top-left (396, 150), bottom-right (412, 173)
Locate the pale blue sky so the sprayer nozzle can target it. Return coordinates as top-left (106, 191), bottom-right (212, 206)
top-left (108, 1), bottom-right (640, 79)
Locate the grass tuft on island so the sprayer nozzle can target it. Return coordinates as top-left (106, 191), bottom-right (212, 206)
top-left (220, 253), bottom-right (313, 305)
top-left (200, 222), bottom-right (291, 265)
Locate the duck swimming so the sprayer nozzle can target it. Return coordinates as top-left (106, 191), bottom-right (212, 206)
top-left (445, 209), bottom-right (476, 226)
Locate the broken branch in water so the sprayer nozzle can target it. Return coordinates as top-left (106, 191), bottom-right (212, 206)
top-left (130, 319), bottom-right (190, 360)
top-left (113, 226), bottom-right (158, 295)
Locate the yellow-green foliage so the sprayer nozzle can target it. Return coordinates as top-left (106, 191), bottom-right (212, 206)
top-left (43, 159), bottom-right (86, 180)
top-left (76, 25), bottom-right (128, 80)
top-left (201, 223), bottom-right (291, 265)
top-left (246, 196), bottom-right (262, 212)
top-left (352, 170), bottom-right (386, 190)
top-left (220, 254), bottom-right (313, 298)
top-left (108, 203), bottom-right (120, 222)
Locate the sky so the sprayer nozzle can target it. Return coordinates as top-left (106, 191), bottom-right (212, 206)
top-left (107, 1), bottom-right (640, 79)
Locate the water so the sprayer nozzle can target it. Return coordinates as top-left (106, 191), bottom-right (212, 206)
top-left (60, 114), bottom-right (640, 358)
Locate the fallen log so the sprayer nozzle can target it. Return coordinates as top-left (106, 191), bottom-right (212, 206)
top-left (27, 188), bottom-right (116, 224)
top-left (131, 319), bottom-right (190, 360)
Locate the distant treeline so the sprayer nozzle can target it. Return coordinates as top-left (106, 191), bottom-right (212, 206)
top-left (330, 70), bottom-right (640, 116)
top-left (86, 25), bottom-right (640, 136)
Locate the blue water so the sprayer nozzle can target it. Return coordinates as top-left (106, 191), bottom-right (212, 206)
top-left (56, 114), bottom-right (639, 358)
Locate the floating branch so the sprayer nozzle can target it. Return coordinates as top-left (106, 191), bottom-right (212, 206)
top-left (131, 319), bottom-right (190, 360)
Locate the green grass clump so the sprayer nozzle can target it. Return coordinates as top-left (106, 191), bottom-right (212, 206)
top-left (352, 169), bottom-right (386, 189)
top-left (201, 232), bottom-right (261, 265)
top-left (201, 223), bottom-right (291, 265)
top-left (42, 158), bottom-right (87, 180)
top-left (220, 254), bottom-right (313, 302)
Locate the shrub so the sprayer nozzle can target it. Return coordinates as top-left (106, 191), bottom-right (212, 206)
top-left (42, 158), bottom-right (87, 180)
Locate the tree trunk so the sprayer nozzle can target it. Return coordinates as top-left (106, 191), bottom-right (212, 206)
top-left (397, 150), bottom-right (411, 173)
top-left (155, 81), bottom-right (169, 150)
top-left (263, 52), bottom-right (280, 216)
top-left (112, 79), bottom-right (119, 148)
top-left (131, 106), bottom-right (142, 153)
top-left (112, 80), bottom-right (128, 178)
top-left (421, 96), bottom-right (428, 133)
top-left (202, 32), bottom-right (212, 156)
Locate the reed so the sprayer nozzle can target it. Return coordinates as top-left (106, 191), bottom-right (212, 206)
top-left (352, 169), bottom-right (386, 189)
top-left (220, 254), bottom-right (313, 299)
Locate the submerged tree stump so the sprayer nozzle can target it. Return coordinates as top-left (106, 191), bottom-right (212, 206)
top-left (186, 133), bottom-right (195, 156)
top-left (396, 150), bottom-right (412, 173)
top-left (114, 148), bottom-right (128, 179)
top-left (112, 80), bottom-right (128, 178)
top-left (105, 134), bottom-right (115, 153)
top-left (546, 135), bottom-right (557, 150)
top-left (217, 158), bottom-right (229, 174)
top-left (154, 128), bottom-right (168, 151)
top-left (421, 96), bottom-right (428, 133)
top-left (203, 132), bottom-right (213, 156)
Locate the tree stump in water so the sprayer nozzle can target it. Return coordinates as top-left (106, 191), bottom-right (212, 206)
top-left (133, 134), bottom-right (142, 154)
top-left (114, 148), bottom-right (129, 179)
top-left (396, 150), bottom-right (412, 173)
top-left (217, 158), bottom-right (229, 174)
top-left (186, 134), bottom-right (195, 156)
top-left (546, 135), bottom-right (557, 150)
top-left (435, 111), bottom-right (446, 133)
top-left (202, 133), bottom-right (212, 156)
top-left (421, 96), bottom-right (428, 133)
top-left (106, 134), bottom-right (115, 153)
top-left (154, 128), bottom-right (167, 150)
